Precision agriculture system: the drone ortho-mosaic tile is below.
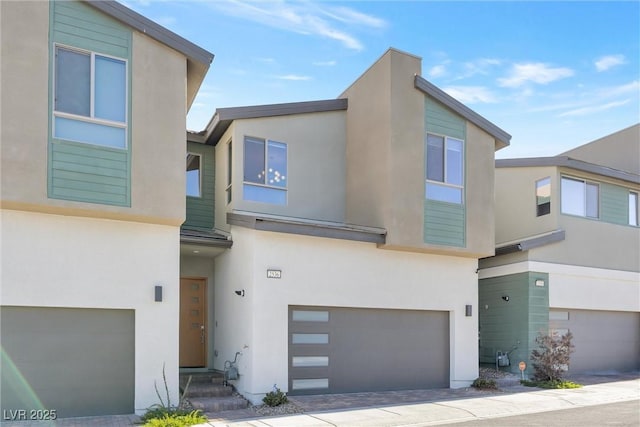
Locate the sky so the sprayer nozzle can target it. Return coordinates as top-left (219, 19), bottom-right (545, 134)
top-left (123, 0), bottom-right (639, 159)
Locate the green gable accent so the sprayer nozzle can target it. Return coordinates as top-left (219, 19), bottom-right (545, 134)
top-left (425, 96), bottom-right (465, 140)
top-left (424, 200), bottom-right (465, 247)
top-left (600, 183), bottom-right (629, 225)
top-left (184, 142), bottom-right (215, 230)
top-left (48, 0), bottom-right (132, 207)
top-left (479, 272), bottom-right (549, 376)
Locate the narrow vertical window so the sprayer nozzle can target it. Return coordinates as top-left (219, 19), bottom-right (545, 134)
top-left (186, 153), bottom-right (201, 197)
top-left (425, 133), bottom-right (464, 204)
top-left (630, 192), bottom-right (639, 226)
top-left (226, 140), bottom-right (233, 204)
top-left (536, 177), bottom-right (551, 216)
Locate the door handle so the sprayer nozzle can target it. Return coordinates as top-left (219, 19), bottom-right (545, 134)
top-left (201, 325), bottom-right (205, 343)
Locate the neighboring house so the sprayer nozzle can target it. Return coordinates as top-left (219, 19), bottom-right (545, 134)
top-left (1, 0), bottom-right (212, 418)
top-left (181, 48), bottom-right (511, 404)
top-left (478, 124), bottom-right (640, 376)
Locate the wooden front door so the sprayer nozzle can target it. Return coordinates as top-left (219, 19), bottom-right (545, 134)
top-left (179, 278), bottom-right (206, 367)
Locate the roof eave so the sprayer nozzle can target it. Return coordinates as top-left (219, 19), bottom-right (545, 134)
top-left (414, 75), bottom-right (511, 150)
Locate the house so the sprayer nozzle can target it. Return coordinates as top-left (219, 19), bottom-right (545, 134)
top-left (1, 0), bottom-right (213, 418)
top-left (181, 48), bottom-right (511, 404)
top-left (478, 124), bottom-right (640, 375)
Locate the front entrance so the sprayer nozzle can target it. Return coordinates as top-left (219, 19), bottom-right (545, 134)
top-left (179, 278), bottom-right (207, 367)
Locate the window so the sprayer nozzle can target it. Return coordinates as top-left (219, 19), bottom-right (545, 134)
top-left (226, 140), bottom-right (232, 204)
top-left (536, 177), bottom-right (551, 216)
top-left (53, 45), bottom-right (127, 148)
top-left (630, 192), bottom-right (639, 226)
top-left (561, 177), bottom-right (599, 218)
top-left (243, 136), bottom-right (287, 205)
top-left (186, 153), bottom-right (201, 197)
top-left (425, 134), bottom-right (464, 204)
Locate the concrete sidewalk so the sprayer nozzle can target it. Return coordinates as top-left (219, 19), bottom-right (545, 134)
top-left (2, 374), bottom-right (638, 426)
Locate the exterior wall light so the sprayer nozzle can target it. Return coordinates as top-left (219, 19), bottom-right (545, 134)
top-left (501, 295), bottom-right (509, 302)
top-left (465, 305), bottom-right (472, 317)
top-left (235, 290), bottom-right (245, 297)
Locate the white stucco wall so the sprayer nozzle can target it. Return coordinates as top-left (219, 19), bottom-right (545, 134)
top-left (0, 209), bottom-right (181, 413)
top-left (215, 226), bottom-right (479, 403)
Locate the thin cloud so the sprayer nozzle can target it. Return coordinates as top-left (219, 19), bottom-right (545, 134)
top-left (595, 55), bottom-right (626, 72)
top-left (455, 58), bottom-right (502, 80)
top-left (274, 74), bottom-right (312, 81)
top-left (428, 64), bottom-right (447, 78)
top-left (498, 63), bottom-right (574, 88)
top-left (597, 80), bottom-right (639, 97)
top-left (209, 0), bottom-right (386, 51)
top-left (558, 99), bottom-right (630, 117)
top-left (442, 86), bottom-right (498, 104)
top-left (313, 60), bottom-right (337, 66)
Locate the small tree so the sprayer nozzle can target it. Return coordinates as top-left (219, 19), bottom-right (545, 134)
top-left (530, 331), bottom-right (575, 382)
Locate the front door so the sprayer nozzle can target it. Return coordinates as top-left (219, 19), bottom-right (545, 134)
top-left (179, 278), bottom-right (206, 367)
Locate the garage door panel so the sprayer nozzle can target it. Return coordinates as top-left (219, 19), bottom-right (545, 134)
top-left (1, 306), bottom-right (134, 418)
top-left (289, 306), bottom-right (449, 394)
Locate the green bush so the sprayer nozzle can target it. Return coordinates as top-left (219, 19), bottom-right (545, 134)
top-left (521, 379), bottom-right (582, 389)
top-left (263, 387), bottom-right (288, 407)
top-left (142, 410), bottom-right (207, 427)
top-left (471, 378), bottom-right (497, 390)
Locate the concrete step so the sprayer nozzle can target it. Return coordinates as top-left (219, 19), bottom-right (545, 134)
top-left (185, 382), bottom-right (233, 398)
top-left (180, 371), bottom-right (225, 387)
top-left (190, 396), bottom-right (249, 412)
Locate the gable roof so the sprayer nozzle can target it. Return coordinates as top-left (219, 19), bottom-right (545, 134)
top-left (415, 75), bottom-right (511, 149)
top-left (192, 99), bottom-right (348, 145)
top-left (87, 1), bottom-right (214, 109)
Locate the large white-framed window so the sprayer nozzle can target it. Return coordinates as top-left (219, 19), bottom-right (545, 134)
top-left (243, 136), bottom-right (287, 205)
top-left (561, 176), bottom-right (599, 218)
top-left (536, 177), bottom-right (551, 216)
top-left (186, 153), bottom-right (201, 197)
top-left (53, 44), bottom-right (127, 149)
top-left (629, 191), bottom-right (639, 226)
top-left (425, 133), bottom-right (464, 204)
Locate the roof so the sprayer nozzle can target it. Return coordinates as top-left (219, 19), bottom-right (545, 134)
top-left (414, 75), bottom-right (511, 149)
top-left (193, 99), bottom-right (348, 145)
top-left (227, 211), bottom-right (386, 244)
top-left (496, 156), bottom-right (640, 185)
top-left (488, 229), bottom-right (566, 257)
top-left (87, 1), bottom-right (214, 109)
top-left (180, 228), bottom-right (233, 248)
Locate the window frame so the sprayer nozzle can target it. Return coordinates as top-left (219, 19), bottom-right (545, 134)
top-left (226, 140), bottom-right (233, 204)
top-left (186, 152), bottom-right (202, 198)
top-left (535, 177), bottom-right (551, 217)
top-left (52, 43), bottom-right (128, 149)
top-left (560, 176), bottom-right (599, 219)
top-left (425, 132), bottom-right (465, 204)
top-left (242, 136), bottom-right (288, 205)
top-left (629, 191), bottom-right (639, 227)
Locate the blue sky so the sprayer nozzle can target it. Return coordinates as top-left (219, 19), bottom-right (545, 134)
top-left (124, 0), bottom-right (639, 158)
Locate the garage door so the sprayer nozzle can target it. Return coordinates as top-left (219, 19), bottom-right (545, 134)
top-left (549, 309), bottom-right (640, 373)
top-left (288, 306), bottom-right (449, 394)
top-left (1, 307), bottom-right (135, 418)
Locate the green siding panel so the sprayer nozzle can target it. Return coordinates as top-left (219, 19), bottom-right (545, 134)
top-left (184, 143), bottom-right (215, 230)
top-left (479, 272), bottom-right (549, 376)
top-left (424, 200), bottom-right (465, 247)
top-left (425, 96), bottom-right (465, 139)
top-left (600, 183), bottom-right (628, 225)
top-left (48, 1), bottom-right (132, 207)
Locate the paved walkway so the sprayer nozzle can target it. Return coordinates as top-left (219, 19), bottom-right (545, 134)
top-left (2, 373), bottom-right (638, 426)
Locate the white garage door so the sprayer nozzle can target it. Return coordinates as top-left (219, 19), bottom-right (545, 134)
top-left (289, 306), bottom-right (449, 394)
top-left (1, 306), bottom-right (135, 418)
top-left (550, 309), bottom-right (640, 373)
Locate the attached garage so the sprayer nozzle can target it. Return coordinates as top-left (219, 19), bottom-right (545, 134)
top-left (1, 306), bottom-right (135, 418)
top-left (288, 306), bottom-right (449, 394)
top-left (549, 309), bottom-right (640, 373)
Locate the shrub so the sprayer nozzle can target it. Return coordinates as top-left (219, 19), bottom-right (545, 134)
top-left (263, 386), bottom-right (288, 407)
top-left (530, 331), bottom-right (575, 382)
top-left (521, 379), bottom-right (582, 389)
top-left (142, 410), bottom-right (207, 427)
top-left (471, 378), bottom-right (497, 390)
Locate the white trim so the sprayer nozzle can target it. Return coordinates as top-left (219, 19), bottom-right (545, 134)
top-left (479, 260), bottom-right (640, 282)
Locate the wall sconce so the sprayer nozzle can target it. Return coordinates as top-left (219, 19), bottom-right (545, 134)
top-left (234, 290), bottom-right (245, 297)
top-left (465, 305), bottom-right (472, 317)
top-left (535, 279), bottom-right (545, 287)
top-left (501, 295), bottom-right (510, 302)
top-left (154, 285), bottom-right (163, 302)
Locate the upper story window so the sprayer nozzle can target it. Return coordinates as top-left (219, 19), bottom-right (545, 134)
top-left (561, 176), bottom-right (599, 218)
top-left (243, 136), bottom-right (287, 205)
top-left (536, 177), bottom-right (551, 216)
top-left (630, 192), bottom-right (639, 226)
top-left (53, 45), bottom-right (127, 149)
top-left (425, 133), bottom-right (464, 204)
top-left (226, 140), bottom-right (233, 204)
top-left (186, 153), bottom-right (201, 197)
